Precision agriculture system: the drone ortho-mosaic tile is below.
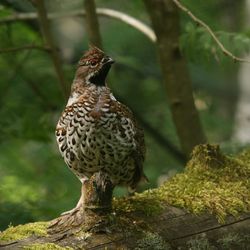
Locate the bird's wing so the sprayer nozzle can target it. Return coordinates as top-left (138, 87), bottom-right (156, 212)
top-left (112, 100), bottom-right (147, 189)
top-left (56, 104), bottom-right (83, 159)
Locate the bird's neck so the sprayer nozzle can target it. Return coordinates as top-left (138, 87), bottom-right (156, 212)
top-left (66, 91), bottom-right (81, 107)
top-left (71, 79), bottom-right (106, 93)
top-left (68, 79), bottom-right (110, 107)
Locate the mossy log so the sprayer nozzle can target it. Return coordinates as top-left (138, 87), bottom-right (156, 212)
top-left (0, 144), bottom-right (250, 249)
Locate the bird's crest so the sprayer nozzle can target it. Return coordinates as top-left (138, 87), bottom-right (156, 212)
top-left (79, 45), bottom-right (104, 66)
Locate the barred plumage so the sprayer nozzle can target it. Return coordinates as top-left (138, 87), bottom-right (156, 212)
top-left (56, 46), bottom-right (146, 214)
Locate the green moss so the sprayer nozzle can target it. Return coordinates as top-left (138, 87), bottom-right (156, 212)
top-left (113, 189), bottom-right (163, 216)
top-left (23, 243), bottom-right (73, 250)
top-left (135, 232), bottom-right (171, 250)
top-left (217, 233), bottom-right (250, 249)
top-left (1, 144), bottom-right (249, 248)
top-left (114, 144), bottom-right (250, 223)
top-left (0, 222), bottom-right (48, 242)
top-left (186, 236), bottom-right (214, 250)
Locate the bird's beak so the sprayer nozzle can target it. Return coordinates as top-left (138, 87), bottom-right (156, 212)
top-left (108, 57), bottom-right (115, 64)
top-left (104, 56), bottom-right (115, 65)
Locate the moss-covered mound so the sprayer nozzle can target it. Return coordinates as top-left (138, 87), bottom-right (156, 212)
top-left (0, 144), bottom-right (249, 246)
top-left (114, 144), bottom-right (250, 223)
top-left (0, 222), bottom-right (48, 242)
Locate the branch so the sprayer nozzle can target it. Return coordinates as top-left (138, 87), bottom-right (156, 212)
top-left (0, 9), bottom-right (156, 42)
top-left (84, 0), bottom-right (103, 48)
top-left (32, 0), bottom-right (69, 99)
top-left (0, 12), bottom-right (38, 23)
top-left (0, 44), bottom-right (48, 53)
top-left (97, 8), bottom-right (156, 42)
top-left (172, 0), bottom-right (250, 63)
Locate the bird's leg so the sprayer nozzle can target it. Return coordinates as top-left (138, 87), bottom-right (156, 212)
top-left (61, 178), bottom-right (87, 216)
top-left (49, 173), bottom-right (114, 233)
top-left (84, 172), bottom-right (114, 215)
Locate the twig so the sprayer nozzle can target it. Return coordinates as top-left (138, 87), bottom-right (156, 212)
top-left (33, 0), bottom-right (68, 99)
top-left (0, 9), bottom-right (156, 42)
top-left (0, 12), bottom-right (38, 23)
top-left (84, 0), bottom-right (103, 48)
top-left (97, 8), bottom-right (156, 42)
top-left (172, 0), bottom-right (250, 63)
top-left (0, 44), bottom-right (48, 53)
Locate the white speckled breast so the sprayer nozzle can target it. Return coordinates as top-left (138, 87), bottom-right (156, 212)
top-left (56, 86), bottom-right (137, 186)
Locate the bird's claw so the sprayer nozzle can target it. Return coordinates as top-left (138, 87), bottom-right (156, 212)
top-left (60, 202), bottom-right (83, 216)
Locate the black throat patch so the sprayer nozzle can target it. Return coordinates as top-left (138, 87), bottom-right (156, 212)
top-left (89, 64), bottom-right (111, 86)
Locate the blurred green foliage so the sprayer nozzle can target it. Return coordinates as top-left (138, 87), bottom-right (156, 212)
top-left (0, 0), bottom-right (249, 230)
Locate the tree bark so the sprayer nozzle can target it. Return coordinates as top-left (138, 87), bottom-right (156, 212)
top-left (47, 172), bottom-right (114, 235)
top-left (83, 0), bottom-right (103, 49)
top-left (0, 206), bottom-right (249, 249)
top-left (232, 0), bottom-right (250, 143)
top-left (1, 144), bottom-right (249, 249)
top-left (143, 0), bottom-right (206, 157)
top-left (32, 0), bottom-right (69, 99)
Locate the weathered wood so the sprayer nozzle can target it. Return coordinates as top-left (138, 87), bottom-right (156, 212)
top-left (48, 172), bottom-right (114, 235)
top-left (0, 206), bottom-right (249, 249)
top-left (1, 145), bottom-right (249, 249)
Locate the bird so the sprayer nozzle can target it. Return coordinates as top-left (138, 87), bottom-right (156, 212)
top-left (55, 46), bottom-right (146, 215)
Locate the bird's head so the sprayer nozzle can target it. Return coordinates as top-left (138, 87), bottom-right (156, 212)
top-left (76, 46), bottom-right (114, 86)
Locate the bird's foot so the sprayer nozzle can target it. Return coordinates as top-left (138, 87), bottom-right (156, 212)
top-left (60, 189), bottom-right (85, 216)
top-left (48, 172), bottom-right (114, 235)
top-left (60, 203), bottom-right (82, 216)
top-left (48, 204), bottom-right (85, 234)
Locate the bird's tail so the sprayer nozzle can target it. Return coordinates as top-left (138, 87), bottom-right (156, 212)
top-left (128, 172), bottom-right (149, 195)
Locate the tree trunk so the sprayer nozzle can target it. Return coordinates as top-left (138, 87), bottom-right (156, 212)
top-left (83, 0), bottom-right (103, 49)
top-left (33, 0), bottom-right (69, 99)
top-left (217, 0), bottom-right (243, 141)
top-left (233, 0), bottom-right (250, 143)
top-left (143, 0), bottom-right (206, 157)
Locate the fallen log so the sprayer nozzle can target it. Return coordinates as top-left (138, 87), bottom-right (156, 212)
top-left (0, 144), bottom-right (249, 249)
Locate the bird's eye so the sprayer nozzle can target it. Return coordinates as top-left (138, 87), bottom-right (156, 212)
top-left (90, 61), bottom-right (97, 67)
top-left (78, 61), bottom-right (87, 66)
